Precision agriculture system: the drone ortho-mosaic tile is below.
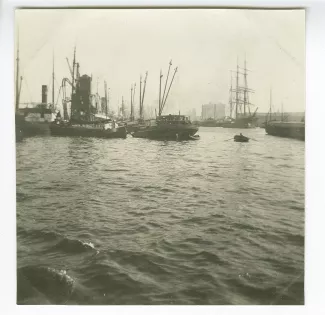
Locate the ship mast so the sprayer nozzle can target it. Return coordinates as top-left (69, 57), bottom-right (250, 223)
top-left (158, 70), bottom-right (163, 116)
top-left (130, 84), bottom-right (134, 121)
top-left (243, 56), bottom-right (247, 116)
top-left (269, 88), bottom-right (273, 122)
top-left (160, 66), bottom-right (178, 115)
top-left (15, 29), bottom-right (21, 112)
top-left (141, 72), bottom-right (148, 120)
top-left (161, 60), bottom-right (172, 110)
top-left (104, 81), bottom-right (108, 118)
top-left (121, 96), bottom-right (125, 118)
top-left (229, 73), bottom-right (233, 118)
top-left (235, 58), bottom-right (239, 120)
top-left (52, 51), bottom-right (55, 109)
top-left (139, 76), bottom-right (142, 119)
top-left (70, 46), bottom-right (76, 118)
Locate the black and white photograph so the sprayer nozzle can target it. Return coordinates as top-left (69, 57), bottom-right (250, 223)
top-left (14, 8), bottom-right (305, 305)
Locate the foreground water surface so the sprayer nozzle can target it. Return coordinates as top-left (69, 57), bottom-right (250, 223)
top-left (16, 127), bottom-right (304, 305)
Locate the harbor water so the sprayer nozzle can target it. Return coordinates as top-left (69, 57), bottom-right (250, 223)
top-left (16, 127), bottom-right (304, 305)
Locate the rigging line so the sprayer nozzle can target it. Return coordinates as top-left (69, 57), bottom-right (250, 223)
top-left (23, 78), bottom-right (33, 104)
top-left (242, 11), bottom-right (303, 72)
top-left (55, 77), bottom-right (61, 89)
top-left (55, 86), bottom-right (62, 107)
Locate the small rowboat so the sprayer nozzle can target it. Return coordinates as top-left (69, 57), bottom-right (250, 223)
top-left (189, 135), bottom-right (200, 140)
top-left (234, 134), bottom-right (249, 142)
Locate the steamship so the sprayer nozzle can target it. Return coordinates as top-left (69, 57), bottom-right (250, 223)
top-left (50, 48), bottom-right (127, 139)
top-left (15, 37), bottom-right (57, 139)
top-left (17, 86), bottom-right (58, 136)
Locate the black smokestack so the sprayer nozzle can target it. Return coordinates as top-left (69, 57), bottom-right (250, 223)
top-left (42, 85), bottom-right (48, 104)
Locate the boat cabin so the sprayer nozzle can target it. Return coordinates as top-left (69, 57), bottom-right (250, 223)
top-left (156, 114), bottom-right (192, 125)
top-left (19, 103), bottom-right (57, 123)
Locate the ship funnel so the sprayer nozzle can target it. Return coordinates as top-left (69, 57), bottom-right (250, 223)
top-left (42, 85), bottom-right (48, 104)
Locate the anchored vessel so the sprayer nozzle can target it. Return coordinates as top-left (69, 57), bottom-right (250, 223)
top-left (263, 90), bottom-right (305, 141)
top-left (124, 71), bottom-right (149, 133)
top-left (265, 120), bottom-right (305, 141)
top-left (50, 48), bottom-right (127, 139)
top-left (222, 58), bottom-right (258, 128)
top-left (131, 61), bottom-right (198, 140)
top-left (15, 36), bottom-right (58, 138)
top-left (132, 114), bottom-right (198, 140)
top-left (15, 34), bottom-right (57, 139)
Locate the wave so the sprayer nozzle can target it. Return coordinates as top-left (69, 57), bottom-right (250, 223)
top-left (17, 265), bottom-right (75, 305)
top-left (109, 249), bottom-right (173, 276)
top-left (50, 238), bottom-right (97, 254)
top-left (17, 226), bottom-right (60, 242)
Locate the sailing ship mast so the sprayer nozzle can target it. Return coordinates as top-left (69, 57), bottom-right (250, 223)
top-left (158, 70), bottom-right (163, 116)
top-left (121, 96), bottom-right (125, 118)
top-left (141, 72), bottom-right (148, 120)
top-left (139, 76), bottom-right (142, 120)
top-left (104, 81), bottom-right (108, 118)
top-left (229, 74), bottom-right (233, 118)
top-left (269, 88), bottom-right (272, 121)
top-left (15, 30), bottom-right (23, 112)
top-left (161, 60), bottom-right (172, 111)
top-left (159, 63), bottom-right (178, 116)
top-left (130, 84), bottom-right (134, 121)
top-left (229, 57), bottom-right (256, 122)
top-left (52, 51), bottom-right (55, 109)
top-left (235, 58), bottom-right (239, 120)
top-left (243, 56), bottom-right (247, 116)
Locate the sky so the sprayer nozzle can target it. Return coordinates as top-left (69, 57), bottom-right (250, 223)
top-left (15, 9), bottom-right (305, 116)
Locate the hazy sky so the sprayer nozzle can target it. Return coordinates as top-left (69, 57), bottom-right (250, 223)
top-left (15, 9), bottom-right (305, 116)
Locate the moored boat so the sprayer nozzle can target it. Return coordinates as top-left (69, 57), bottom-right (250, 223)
top-left (15, 47), bottom-right (59, 137)
top-left (50, 119), bottom-right (127, 139)
top-left (49, 47), bottom-right (127, 140)
top-left (131, 61), bottom-right (199, 141)
top-left (222, 57), bottom-right (258, 129)
top-left (189, 134), bottom-right (200, 140)
top-left (265, 121), bottom-right (305, 141)
top-left (132, 114), bottom-right (198, 140)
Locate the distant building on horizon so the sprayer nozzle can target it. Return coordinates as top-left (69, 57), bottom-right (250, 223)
top-left (201, 102), bottom-right (226, 120)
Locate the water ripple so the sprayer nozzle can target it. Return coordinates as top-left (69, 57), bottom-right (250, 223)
top-left (16, 128), bottom-right (304, 305)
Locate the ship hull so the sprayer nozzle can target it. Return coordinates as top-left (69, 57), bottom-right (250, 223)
top-left (222, 116), bottom-right (257, 129)
top-left (126, 122), bottom-right (144, 134)
top-left (199, 120), bottom-right (224, 127)
top-left (265, 122), bottom-right (305, 141)
top-left (15, 114), bottom-right (55, 137)
top-left (222, 121), bottom-right (256, 129)
top-left (23, 122), bottom-right (51, 136)
top-left (49, 123), bottom-right (127, 139)
top-left (132, 125), bottom-right (198, 140)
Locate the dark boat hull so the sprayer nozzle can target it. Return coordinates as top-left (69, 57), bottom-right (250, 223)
top-left (234, 135), bottom-right (249, 142)
top-left (126, 123), bottom-right (144, 134)
top-left (49, 123), bottom-right (127, 139)
top-left (15, 114), bottom-right (52, 137)
top-left (132, 125), bottom-right (198, 140)
top-left (265, 122), bottom-right (305, 141)
top-left (23, 122), bottom-right (51, 136)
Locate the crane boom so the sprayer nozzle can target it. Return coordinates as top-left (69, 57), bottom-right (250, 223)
top-left (66, 58), bottom-right (73, 78)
